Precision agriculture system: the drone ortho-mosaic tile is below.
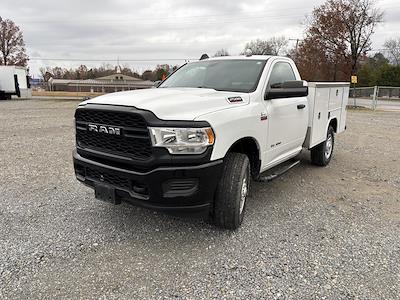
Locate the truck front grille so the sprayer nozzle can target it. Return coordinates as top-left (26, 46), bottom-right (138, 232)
top-left (75, 108), bottom-right (153, 160)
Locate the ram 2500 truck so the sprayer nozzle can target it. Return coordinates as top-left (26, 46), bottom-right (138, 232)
top-left (73, 54), bottom-right (349, 229)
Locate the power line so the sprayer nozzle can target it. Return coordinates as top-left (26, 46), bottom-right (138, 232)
top-left (29, 50), bottom-right (394, 63)
top-left (370, 48), bottom-right (390, 52)
top-left (29, 57), bottom-right (195, 62)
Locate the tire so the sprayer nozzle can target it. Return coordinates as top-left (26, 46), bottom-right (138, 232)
top-left (213, 152), bottom-right (250, 230)
top-left (311, 126), bottom-right (335, 166)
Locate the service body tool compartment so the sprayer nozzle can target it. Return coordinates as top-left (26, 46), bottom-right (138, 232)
top-left (305, 82), bottom-right (350, 149)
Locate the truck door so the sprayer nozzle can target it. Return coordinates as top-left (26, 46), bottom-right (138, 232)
top-left (263, 61), bottom-right (308, 165)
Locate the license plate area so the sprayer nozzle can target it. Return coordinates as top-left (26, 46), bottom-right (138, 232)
top-left (94, 183), bottom-right (120, 204)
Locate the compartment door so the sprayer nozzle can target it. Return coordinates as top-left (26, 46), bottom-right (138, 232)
top-left (329, 87), bottom-right (343, 111)
top-left (339, 86), bottom-right (349, 133)
top-left (310, 88), bottom-right (329, 147)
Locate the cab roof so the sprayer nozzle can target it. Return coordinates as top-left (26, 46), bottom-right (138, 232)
top-left (206, 55), bottom-right (274, 61)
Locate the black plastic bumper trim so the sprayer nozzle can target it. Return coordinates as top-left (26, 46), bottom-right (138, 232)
top-left (74, 149), bottom-right (222, 176)
top-left (73, 150), bottom-right (224, 216)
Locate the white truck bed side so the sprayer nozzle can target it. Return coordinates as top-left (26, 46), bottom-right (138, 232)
top-left (304, 82), bottom-right (350, 149)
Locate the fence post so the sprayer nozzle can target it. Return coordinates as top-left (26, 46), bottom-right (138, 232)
top-left (372, 86), bottom-right (378, 110)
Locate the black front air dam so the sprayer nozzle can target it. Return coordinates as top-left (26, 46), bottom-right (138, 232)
top-left (73, 150), bottom-right (223, 216)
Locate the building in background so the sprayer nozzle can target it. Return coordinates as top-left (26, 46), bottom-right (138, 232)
top-left (48, 66), bottom-right (154, 93)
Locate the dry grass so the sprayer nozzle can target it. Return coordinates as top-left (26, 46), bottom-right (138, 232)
top-left (32, 91), bottom-right (104, 98)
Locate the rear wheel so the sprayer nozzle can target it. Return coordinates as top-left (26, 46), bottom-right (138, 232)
top-left (311, 126), bottom-right (335, 166)
top-left (213, 153), bottom-right (250, 230)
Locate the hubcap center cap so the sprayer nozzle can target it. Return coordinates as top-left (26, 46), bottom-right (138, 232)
top-left (240, 177), bottom-right (248, 214)
top-left (325, 134), bottom-right (333, 159)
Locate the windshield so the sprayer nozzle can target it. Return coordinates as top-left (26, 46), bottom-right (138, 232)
top-left (159, 59), bottom-right (267, 93)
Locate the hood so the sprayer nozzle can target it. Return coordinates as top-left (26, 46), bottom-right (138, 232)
top-left (82, 88), bottom-right (250, 120)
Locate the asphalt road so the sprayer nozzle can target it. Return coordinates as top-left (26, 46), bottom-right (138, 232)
top-left (1, 99), bottom-right (399, 299)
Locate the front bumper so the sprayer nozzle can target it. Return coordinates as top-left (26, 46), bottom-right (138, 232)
top-left (73, 150), bottom-right (223, 216)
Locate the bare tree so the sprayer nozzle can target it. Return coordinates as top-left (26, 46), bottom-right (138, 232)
top-left (76, 64), bottom-right (88, 79)
top-left (295, 36), bottom-right (352, 81)
top-left (39, 67), bottom-right (51, 81)
top-left (269, 36), bottom-right (288, 55)
top-left (243, 37), bottom-right (288, 56)
top-left (242, 39), bottom-right (273, 55)
top-left (0, 17), bottom-right (29, 66)
top-left (214, 49), bottom-right (230, 57)
top-left (308, 0), bottom-right (383, 74)
top-left (383, 38), bottom-right (400, 65)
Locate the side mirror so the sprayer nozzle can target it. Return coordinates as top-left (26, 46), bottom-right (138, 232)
top-left (265, 80), bottom-right (308, 100)
top-left (153, 80), bottom-right (162, 88)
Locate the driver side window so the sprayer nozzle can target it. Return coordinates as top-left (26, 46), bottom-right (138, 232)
top-left (267, 62), bottom-right (296, 88)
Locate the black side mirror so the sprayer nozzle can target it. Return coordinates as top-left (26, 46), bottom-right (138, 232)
top-left (265, 80), bottom-right (308, 100)
top-left (153, 80), bottom-right (162, 88)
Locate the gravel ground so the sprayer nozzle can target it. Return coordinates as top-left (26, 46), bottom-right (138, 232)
top-left (0, 99), bottom-right (399, 300)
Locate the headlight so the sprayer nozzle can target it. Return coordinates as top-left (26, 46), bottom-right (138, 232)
top-left (149, 127), bottom-right (215, 154)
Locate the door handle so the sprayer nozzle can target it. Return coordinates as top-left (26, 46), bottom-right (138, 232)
top-left (297, 104), bottom-right (306, 109)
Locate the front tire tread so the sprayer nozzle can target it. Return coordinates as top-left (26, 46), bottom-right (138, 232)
top-left (213, 153), bottom-right (250, 230)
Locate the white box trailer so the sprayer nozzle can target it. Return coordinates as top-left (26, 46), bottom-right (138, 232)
top-left (0, 66), bottom-right (31, 100)
top-left (304, 82), bottom-right (350, 149)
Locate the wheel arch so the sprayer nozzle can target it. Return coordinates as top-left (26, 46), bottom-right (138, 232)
top-left (225, 137), bottom-right (261, 179)
top-left (328, 117), bottom-right (338, 133)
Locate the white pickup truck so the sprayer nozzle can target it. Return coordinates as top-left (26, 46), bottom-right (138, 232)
top-left (73, 54), bottom-right (349, 229)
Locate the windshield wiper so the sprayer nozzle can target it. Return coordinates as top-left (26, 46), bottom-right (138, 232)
top-left (197, 86), bottom-right (219, 90)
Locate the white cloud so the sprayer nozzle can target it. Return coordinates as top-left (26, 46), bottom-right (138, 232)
top-left (0, 0), bottom-right (398, 76)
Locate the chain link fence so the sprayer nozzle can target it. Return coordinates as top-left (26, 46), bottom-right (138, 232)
top-left (349, 86), bottom-right (400, 110)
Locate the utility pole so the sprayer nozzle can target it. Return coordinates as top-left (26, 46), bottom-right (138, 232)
top-left (289, 38), bottom-right (303, 59)
top-left (290, 39), bottom-right (299, 52)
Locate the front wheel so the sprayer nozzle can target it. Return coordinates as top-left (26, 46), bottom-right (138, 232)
top-left (311, 126), bottom-right (335, 166)
top-left (213, 153), bottom-right (250, 230)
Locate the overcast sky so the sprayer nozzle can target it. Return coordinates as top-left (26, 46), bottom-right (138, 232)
top-left (1, 0), bottom-right (399, 77)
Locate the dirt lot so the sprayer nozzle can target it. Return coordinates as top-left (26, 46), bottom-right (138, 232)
top-left (0, 99), bottom-right (399, 299)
